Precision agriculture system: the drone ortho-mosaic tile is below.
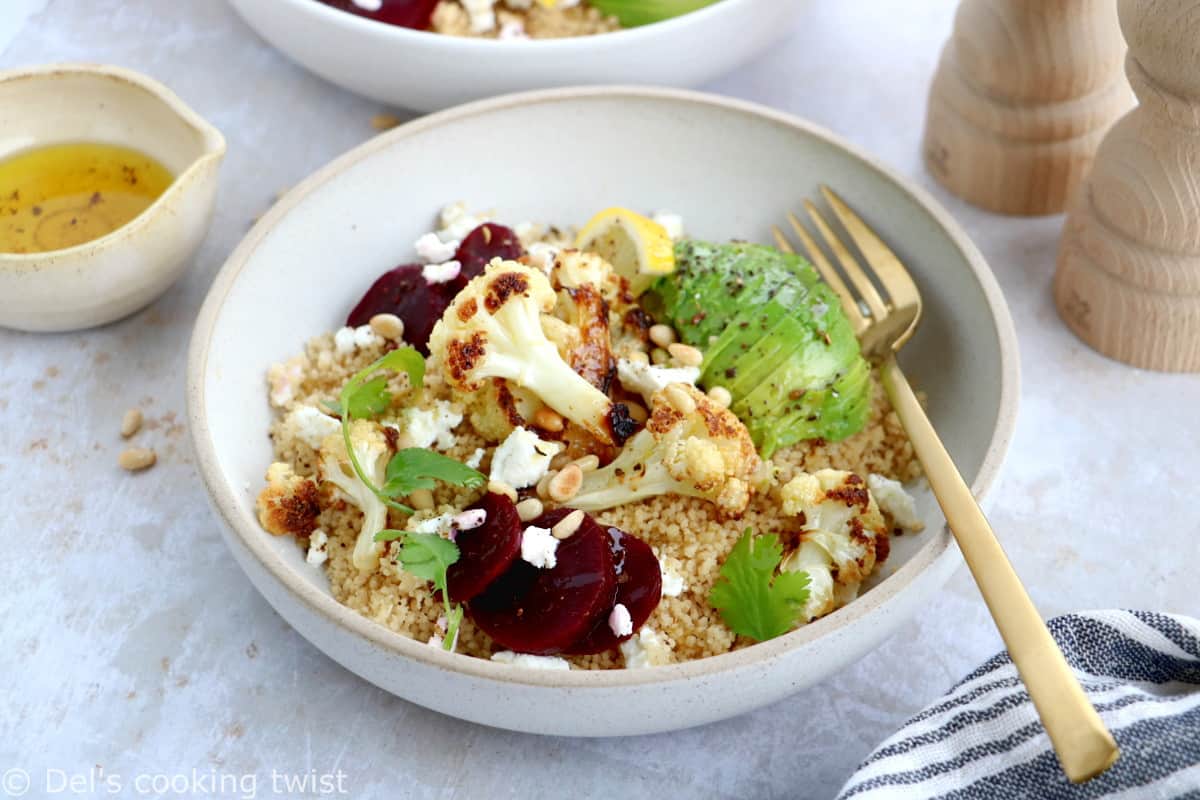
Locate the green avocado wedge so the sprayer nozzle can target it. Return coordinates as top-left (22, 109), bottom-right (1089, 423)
top-left (646, 241), bottom-right (871, 457)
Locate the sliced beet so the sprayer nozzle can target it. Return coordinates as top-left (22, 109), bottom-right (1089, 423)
top-left (451, 223), bottom-right (524, 291)
top-left (565, 523), bottom-right (663, 655)
top-left (468, 515), bottom-right (616, 656)
top-left (346, 263), bottom-right (451, 354)
top-left (318, 0), bottom-right (439, 29)
top-left (446, 493), bottom-right (522, 603)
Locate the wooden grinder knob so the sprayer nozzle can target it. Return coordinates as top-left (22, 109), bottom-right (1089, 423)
top-left (923, 0), bottom-right (1133, 215)
top-left (1055, 0), bottom-right (1200, 371)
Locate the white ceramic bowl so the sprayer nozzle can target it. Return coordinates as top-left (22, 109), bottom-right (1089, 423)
top-left (227, 0), bottom-right (807, 112)
top-left (0, 64), bottom-right (225, 332)
top-left (188, 87), bottom-right (1019, 736)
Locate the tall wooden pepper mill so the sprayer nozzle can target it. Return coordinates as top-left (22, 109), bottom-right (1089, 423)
top-left (923, 0), bottom-right (1133, 215)
top-left (1055, 0), bottom-right (1200, 371)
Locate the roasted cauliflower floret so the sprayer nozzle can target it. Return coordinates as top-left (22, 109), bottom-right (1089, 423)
top-left (428, 259), bottom-right (634, 445)
top-left (571, 383), bottom-right (763, 515)
top-left (256, 462), bottom-right (321, 537)
top-left (317, 420), bottom-right (392, 573)
top-left (778, 469), bottom-right (888, 621)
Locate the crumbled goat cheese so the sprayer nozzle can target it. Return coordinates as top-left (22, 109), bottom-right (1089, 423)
top-left (351, 0), bottom-right (382, 9)
top-left (334, 325), bottom-right (381, 355)
top-left (608, 603), bottom-right (633, 638)
top-left (489, 427), bottom-right (562, 489)
top-left (397, 400), bottom-right (463, 450)
top-left (490, 651), bottom-right (570, 670)
top-left (423, 260), bottom-right (462, 285)
top-left (616, 359), bottom-right (701, 403)
top-left (306, 529), bottom-right (329, 566)
top-left (438, 201), bottom-right (489, 241)
top-left (498, 19), bottom-right (528, 38)
top-left (267, 357), bottom-right (305, 407)
top-left (415, 231), bottom-right (459, 264)
top-left (868, 474), bottom-right (925, 532)
top-left (620, 627), bottom-right (671, 669)
top-left (283, 405), bottom-right (342, 449)
top-left (410, 513), bottom-right (455, 535)
top-left (465, 448), bottom-right (486, 470)
top-left (453, 508), bottom-right (487, 531)
top-left (660, 567), bottom-right (686, 597)
top-left (652, 211), bottom-right (685, 241)
top-left (461, 0), bottom-right (496, 33)
top-left (527, 242), bottom-right (558, 273)
top-left (521, 525), bottom-right (558, 569)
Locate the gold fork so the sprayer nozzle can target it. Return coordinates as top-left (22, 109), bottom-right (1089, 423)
top-left (774, 186), bottom-right (1119, 784)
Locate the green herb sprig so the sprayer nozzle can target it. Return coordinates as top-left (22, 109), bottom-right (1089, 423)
top-left (332, 348), bottom-right (484, 512)
top-left (375, 529), bottom-right (463, 651)
top-left (709, 528), bottom-right (810, 642)
top-left (331, 348), bottom-right (485, 652)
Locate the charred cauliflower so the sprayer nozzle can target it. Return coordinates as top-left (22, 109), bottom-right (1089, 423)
top-left (428, 259), bottom-right (634, 446)
top-left (317, 420), bottom-right (392, 573)
top-left (778, 469), bottom-right (889, 621)
top-left (571, 383), bottom-right (762, 515)
top-left (256, 462), bottom-right (321, 537)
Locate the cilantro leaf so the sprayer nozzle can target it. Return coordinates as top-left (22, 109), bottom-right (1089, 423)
top-left (382, 448), bottom-right (486, 497)
top-left (335, 347), bottom-right (427, 512)
top-left (709, 528), bottom-right (810, 642)
top-left (374, 529), bottom-right (463, 652)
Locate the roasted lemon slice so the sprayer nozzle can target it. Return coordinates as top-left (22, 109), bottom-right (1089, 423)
top-left (575, 207), bottom-right (675, 296)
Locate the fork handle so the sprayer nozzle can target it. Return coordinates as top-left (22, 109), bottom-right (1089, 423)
top-left (879, 355), bottom-right (1119, 783)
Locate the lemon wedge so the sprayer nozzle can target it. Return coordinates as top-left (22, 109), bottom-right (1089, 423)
top-left (575, 207), bottom-right (675, 296)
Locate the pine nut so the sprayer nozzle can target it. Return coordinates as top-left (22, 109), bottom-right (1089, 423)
top-left (516, 497), bottom-right (544, 522)
top-left (409, 488), bottom-right (435, 510)
top-left (648, 324), bottom-right (676, 348)
top-left (548, 464), bottom-right (583, 503)
top-left (371, 112), bottom-right (401, 131)
top-left (487, 480), bottom-right (517, 502)
top-left (118, 447), bottom-right (156, 472)
top-left (571, 454), bottom-right (600, 472)
top-left (626, 402), bottom-right (648, 423)
top-left (120, 408), bottom-right (143, 438)
top-left (665, 384), bottom-right (697, 415)
top-left (627, 350), bottom-right (650, 366)
top-left (708, 386), bottom-right (733, 408)
top-left (535, 472), bottom-right (556, 500)
top-left (369, 313), bottom-right (404, 340)
top-left (552, 509), bottom-right (585, 540)
top-left (650, 347), bottom-right (669, 365)
top-left (668, 343), bottom-right (703, 367)
top-left (533, 406), bottom-right (564, 433)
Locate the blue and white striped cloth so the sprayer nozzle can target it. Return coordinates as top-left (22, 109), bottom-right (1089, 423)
top-left (837, 610), bottom-right (1200, 799)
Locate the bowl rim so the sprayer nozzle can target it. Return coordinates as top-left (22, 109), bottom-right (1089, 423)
top-left (257, 0), bottom-right (768, 50)
top-left (0, 62), bottom-right (227, 268)
top-left (187, 85), bottom-right (1020, 689)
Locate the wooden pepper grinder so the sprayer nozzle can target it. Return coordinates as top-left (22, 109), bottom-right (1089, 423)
top-left (1055, 0), bottom-right (1200, 371)
top-left (923, 0), bottom-right (1133, 215)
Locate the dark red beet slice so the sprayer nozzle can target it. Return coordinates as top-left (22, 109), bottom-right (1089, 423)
top-left (468, 516), bottom-right (616, 656)
top-left (446, 493), bottom-right (522, 603)
top-left (317, 0), bottom-right (439, 29)
top-left (346, 263), bottom-right (451, 355)
top-left (564, 522), bottom-right (662, 655)
top-left (451, 223), bottom-right (524, 291)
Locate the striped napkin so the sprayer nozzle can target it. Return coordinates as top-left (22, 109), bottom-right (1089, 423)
top-left (837, 610), bottom-right (1200, 799)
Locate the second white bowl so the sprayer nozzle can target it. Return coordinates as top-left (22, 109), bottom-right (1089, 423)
top-left (228, 0), bottom-right (807, 112)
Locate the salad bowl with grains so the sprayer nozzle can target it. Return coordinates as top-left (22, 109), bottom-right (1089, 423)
top-left (188, 88), bottom-right (1018, 735)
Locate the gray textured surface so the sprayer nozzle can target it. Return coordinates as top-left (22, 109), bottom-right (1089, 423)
top-left (1, 2), bottom-right (1197, 798)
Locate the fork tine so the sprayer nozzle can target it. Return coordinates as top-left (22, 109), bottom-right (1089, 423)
top-left (803, 200), bottom-right (890, 321)
top-left (819, 185), bottom-right (919, 313)
top-left (784, 212), bottom-right (867, 333)
top-left (771, 225), bottom-right (794, 254)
